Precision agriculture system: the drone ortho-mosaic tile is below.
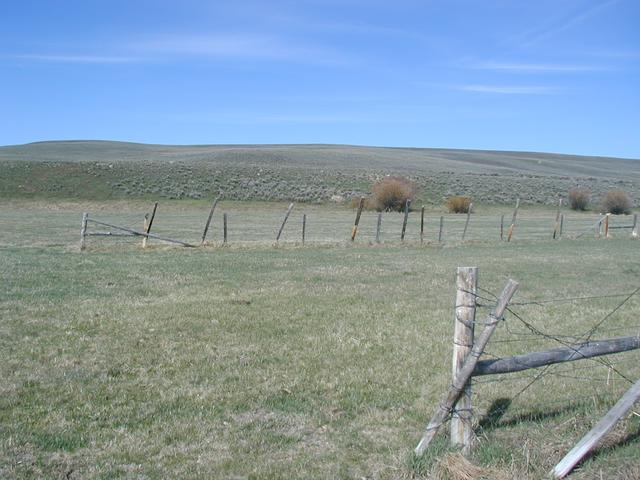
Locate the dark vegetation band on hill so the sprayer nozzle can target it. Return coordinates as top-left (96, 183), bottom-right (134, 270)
top-left (1, 140), bottom-right (638, 205)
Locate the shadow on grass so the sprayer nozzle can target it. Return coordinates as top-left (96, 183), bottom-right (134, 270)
top-left (476, 397), bottom-right (587, 432)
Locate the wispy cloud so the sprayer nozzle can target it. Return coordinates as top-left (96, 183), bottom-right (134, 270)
top-left (457, 85), bottom-right (560, 95)
top-left (519, 0), bottom-right (622, 47)
top-left (11, 54), bottom-right (140, 63)
top-left (467, 61), bottom-right (606, 73)
top-left (132, 33), bottom-right (355, 66)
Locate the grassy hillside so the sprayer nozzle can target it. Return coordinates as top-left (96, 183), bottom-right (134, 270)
top-left (1, 141), bottom-right (638, 205)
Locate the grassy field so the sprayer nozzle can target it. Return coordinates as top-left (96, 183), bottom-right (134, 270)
top-left (1, 141), bottom-right (639, 206)
top-left (2, 200), bottom-right (639, 479)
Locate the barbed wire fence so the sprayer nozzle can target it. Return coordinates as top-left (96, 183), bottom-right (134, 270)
top-left (77, 198), bottom-right (640, 250)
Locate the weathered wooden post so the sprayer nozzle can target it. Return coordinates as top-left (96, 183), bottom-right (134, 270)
top-left (201, 196), bottom-right (220, 245)
top-left (375, 212), bottom-right (382, 244)
top-left (438, 216), bottom-right (444, 243)
top-left (451, 267), bottom-right (478, 454)
top-left (276, 202), bottom-right (295, 242)
top-left (415, 279), bottom-right (519, 456)
top-left (302, 214), bottom-right (306, 245)
top-left (559, 213), bottom-right (564, 238)
top-left (553, 197), bottom-right (562, 239)
top-left (142, 214), bottom-right (149, 247)
top-left (351, 197), bottom-right (365, 242)
top-left (604, 213), bottom-right (610, 238)
top-left (500, 214), bottom-right (504, 241)
top-left (462, 203), bottom-right (473, 241)
top-left (80, 212), bottom-right (89, 251)
top-left (142, 202), bottom-right (158, 248)
top-left (632, 214), bottom-right (638, 237)
top-left (552, 378), bottom-right (640, 479)
top-left (223, 213), bottom-right (228, 245)
top-left (401, 199), bottom-right (411, 241)
top-left (507, 198), bottom-right (519, 242)
top-left (420, 206), bottom-right (425, 244)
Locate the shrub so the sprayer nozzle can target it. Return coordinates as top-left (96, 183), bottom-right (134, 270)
top-left (445, 196), bottom-right (472, 214)
top-left (568, 188), bottom-right (591, 211)
top-left (371, 176), bottom-right (417, 212)
top-left (602, 189), bottom-right (632, 214)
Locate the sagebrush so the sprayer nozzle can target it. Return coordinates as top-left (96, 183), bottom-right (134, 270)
top-left (371, 176), bottom-right (417, 212)
top-left (568, 188), bottom-right (591, 211)
top-left (602, 189), bottom-right (632, 214)
top-left (446, 196), bottom-right (472, 214)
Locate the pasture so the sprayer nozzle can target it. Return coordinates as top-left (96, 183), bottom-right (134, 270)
top-left (1, 200), bottom-right (639, 479)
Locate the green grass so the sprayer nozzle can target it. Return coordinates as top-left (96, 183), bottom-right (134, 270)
top-left (1, 200), bottom-right (639, 479)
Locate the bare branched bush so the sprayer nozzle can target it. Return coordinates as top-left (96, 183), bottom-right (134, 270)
top-left (602, 189), bottom-right (632, 214)
top-left (445, 196), bottom-right (472, 214)
top-left (568, 188), bottom-right (590, 211)
top-left (371, 176), bottom-right (417, 212)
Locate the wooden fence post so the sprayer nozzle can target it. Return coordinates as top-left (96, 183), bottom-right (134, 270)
top-left (142, 214), bottom-right (149, 248)
top-left (415, 279), bottom-right (519, 456)
top-left (500, 214), bottom-right (504, 241)
top-left (276, 202), bottom-right (295, 242)
top-left (559, 213), bottom-right (564, 238)
top-left (552, 378), bottom-right (640, 479)
top-left (302, 214), bottom-right (306, 245)
top-left (507, 198), bottom-right (519, 242)
top-left (375, 212), bottom-right (382, 244)
top-left (604, 213), bottom-right (610, 238)
top-left (223, 213), bottom-right (228, 245)
top-left (351, 197), bottom-right (365, 242)
top-left (420, 206), bottom-right (425, 244)
top-left (451, 267), bottom-right (478, 454)
top-left (438, 216), bottom-right (444, 243)
top-left (142, 202), bottom-right (158, 249)
top-left (462, 203), bottom-right (473, 241)
top-left (632, 214), bottom-right (638, 237)
top-left (201, 197), bottom-right (220, 245)
top-left (553, 197), bottom-right (562, 239)
top-left (80, 212), bottom-right (89, 251)
top-left (401, 199), bottom-right (411, 241)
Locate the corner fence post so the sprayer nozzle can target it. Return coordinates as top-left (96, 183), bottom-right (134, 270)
top-left (451, 267), bottom-right (478, 454)
top-left (80, 212), bottom-right (89, 251)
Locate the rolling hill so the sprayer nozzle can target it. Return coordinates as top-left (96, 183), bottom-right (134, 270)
top-left (1, 140), bottom-right (638, 205)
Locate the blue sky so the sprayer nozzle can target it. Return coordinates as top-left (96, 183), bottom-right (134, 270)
top-left (1, 0), bottom-right (639, 158)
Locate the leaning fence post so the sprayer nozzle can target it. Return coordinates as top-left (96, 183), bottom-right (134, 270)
top-left (553, 197), bottom-right (562, 239)
top-left (351, 197), bottom-right (365, 242)
top-left (142, 202), bottom-right (158, 249)
top-left (201, 197), bottom-right (220, 245)
top-left (375, 212), bottom-right (382, 244)
top-left (420, 206), bottom-right (425, 244)
top-left (276, 202), bottom-right (295, 242)
top-left (401, 199), bottom-right (411, 241)
top-left (80, 212), bottom-right (89, 251)
top-left (507, 198), bottom-right (519, 242)
top-left (462, 203), bottom-right (473, 241)
top-left (415, 278), bottom-right (519, 456)
top-left (451, 267), bottom-right (478, 454)
top-left (302, 214), bottom-right (306, 245)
